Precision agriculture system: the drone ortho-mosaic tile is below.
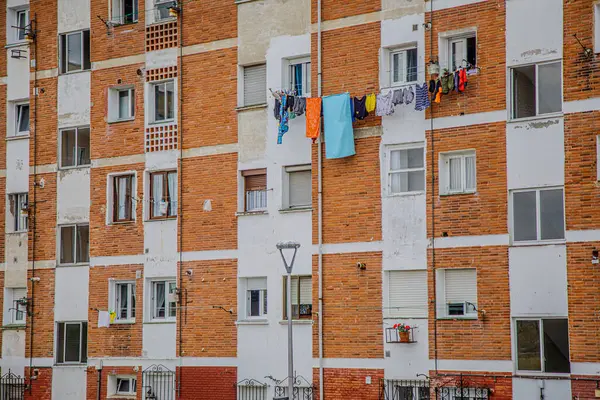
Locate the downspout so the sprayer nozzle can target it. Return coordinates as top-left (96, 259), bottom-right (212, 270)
top-left (177, 1), bottom-right (185, 398)
top-left (96, 365), bottom-right (102, 400)
top-left (317, 0), bottom-right (324, 399)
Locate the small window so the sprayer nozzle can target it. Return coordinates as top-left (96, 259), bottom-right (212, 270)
top-left (511, 62), bottom-right (562, 119)
top-left (109, 87), bottom-right (135, 122)
top-left (15, 9), bottom-right (29, 42)
top-left (56, 322), bottom-right (87, 364)
top-left (283, 276), bottom-right (312, 320)
top-left (116, 376), bottom-right (137, 395)
top-left (114, 282), bottom-right (136, 322)
top-left (388, 270), bottom-right (427, 318)
top-left (59, 224), bottom-right (89, 265)
top-left (437, 268), bottom-right (477, 319)
top-left (7, 288), bottom-right (27, 325)
top-left (155, 0), bottom-right (174, 21)
top-left (15, 103), bottom-right (30, 135)
top-left (243, 64), bottom-right (267, 107)
top-left (151, 280), bottom-right (176, 320)
top-left (8, 193), bottom-right (28, 232)
top-left (390, 47), bottom-right (417, 86)
top-left (112, 174), bottom-right (134, 223)
top-left (449, 35), bottom-right (476, 71)
top-left (59, 30), bottom-right (91, 74)
top-left (245, 278), bottom-right (267, 318)
top-left (387, 145), bottom-right (425, 195)
top-left (242, 169), bottom-right (267, 212)
top-left (151, 81), bottom-right (175, 123)
top-left (440, 151), bottom-right (476, 195)
top-left (516, 318), bottom-right (570, 373)
top-left (284, 165), bottom-right (311, 209)
top-left (150, 171), bottom-right (177, 219)
top-left (512, 188), bottom-right (564, 243)
top-left (60, 126), bottom-right (90, 168)
top-left (111, 0), bottom-right (138, 24)
top-left (288, 59), bottom-right (311, 97)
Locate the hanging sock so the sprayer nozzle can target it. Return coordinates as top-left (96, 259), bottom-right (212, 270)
top-left (365, 93), bottom-right (376, 113)
top-left (414, 83), bottom-right (431, 111)
top-left (376, 91), bottom-right (394, 116)
top-left (277, 94), bottom-right (289, 144)
top-left (305, 97), bottom-right (322, 143)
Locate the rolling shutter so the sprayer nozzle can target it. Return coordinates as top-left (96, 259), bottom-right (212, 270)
top-left (444, 268), bottom-right (477, 306)
top-left (289, 170), bottom-right (311, 207)
top-left (243, 64), bottom-right (266, 106)
top-left (388, 270), bottom-right (427, 318)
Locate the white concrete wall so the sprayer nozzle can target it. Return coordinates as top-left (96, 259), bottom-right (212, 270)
top-left (57, 72), bottom-right (91, 128)
top-left (57, 0), bottom-right (90, 33)
top-left (4, 233), bottom-right (28, 287)
top-left (52, 367), bottom-right (87, 400)
top-left (57, 169), bottom-right (90, 224)
top-left (6, 139), bottom-right (29, 193)
top-left (54, 266), bottom-right (90, 321)
top-left (2, 330), bottom-right (26, 376)
top-left (6, 48), bottom-right (29, 101)
top-left (142, 323), bottom-right (177, 359)
top-left (513, 378), bottom-right (571, 400)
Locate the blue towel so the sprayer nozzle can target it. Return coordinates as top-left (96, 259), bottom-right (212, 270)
top-left (323, 93), bottom-right (355, 159)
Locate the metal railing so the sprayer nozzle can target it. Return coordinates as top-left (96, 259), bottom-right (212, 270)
top-left (0, 371), bottom-right (25, 400)
top-left (142, 364), bottom-right (175, 400)
top-left (379, 379), bottom-right (430, 400)
top-left (237, 379), bottom-right (268, 400)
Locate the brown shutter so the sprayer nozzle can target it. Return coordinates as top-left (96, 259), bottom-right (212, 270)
top-left (243, 169), bottom-right (267, 191)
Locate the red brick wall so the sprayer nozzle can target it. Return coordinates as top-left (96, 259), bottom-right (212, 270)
top-left (313, 368), bottom-right (384, 400)
top-left (91, 64), bottom-right (145, 159)
top-left (88, 264), bottom-right (143, 358)
top-left (24, 367), bottom-right (52, 400)
top-left (25, 269), bottom-right (55, 359)
top-left (428, 246), bottom-right (511, 360)
top-left (30, 78), bottom-right (58, 166)
top-left (178, 366), bottom-right (237, 400)
top-left (30, 0), bottom-right (58, 71)
top-left (571, 376), bottom-right (600, 400)
top-left (426, 122), bottom-right (507, 237)
top-left (87, 366), bottom-right (143, 400)
top-left (181, 49), bottom-right (238, 149)
top-left (179, 260), bottom-right (237, 357)
top-left (425, 0), bottom-right (506, 118)
top-left (28, 173), bottom-right (56, 262)
top-left (312, 0), bottom-right (380, 23)
top-left (313, 252), bottom-right (383, 359)
top-left (182, 0), bottom-right (237, 46)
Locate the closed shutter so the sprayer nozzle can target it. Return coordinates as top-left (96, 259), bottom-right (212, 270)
top-left (243, 64), bottom-right (266, 106)
top-left (246, 277), bottom-right (266, 291)
top-left (289, 169), bottom-right (311, 207)
top-left (242, 169), bottom-right (267, 191)
top-left (299, 277), bottom-right (312, 305)
top-left (444, 268), bottom-right (477, 306)
top-left (388, 270), bottom-right (427, 318)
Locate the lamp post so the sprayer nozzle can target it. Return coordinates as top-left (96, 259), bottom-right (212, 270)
top-left (276, 241), bottom-right (301, 400)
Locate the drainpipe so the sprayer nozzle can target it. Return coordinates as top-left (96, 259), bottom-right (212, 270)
top-left (96, 364), bottom-right (102, 400)
top-left (316, 0), bottom-right (324, 399)
top-left (177, 1), bottom-right (185, 398)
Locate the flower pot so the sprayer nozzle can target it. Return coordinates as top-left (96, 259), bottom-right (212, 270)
top-left (399, 331), bottom-right (410, 343)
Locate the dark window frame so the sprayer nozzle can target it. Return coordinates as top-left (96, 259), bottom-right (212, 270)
top-left (149, 171), bottom-right (177, 220)
top-left (113, 174), bottom-right (134, 223)
top-left (59, 30), bottom-right (91, 74)
top-left (515, 318), bottom-right (570, 373)
top-left (59, 224), bottom-right (89, 265)
top-left (56, 321), bottom-right (88, 364)
top-left (282, 275), bottom-right (312, 320)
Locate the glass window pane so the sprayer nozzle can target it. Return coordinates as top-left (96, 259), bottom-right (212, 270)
top-left (154, 84), bottom-right (165, 121)
top-left (249, 290), bottom-right (260, 316)
top-left (406, 148), bottom-right (424, 168)
top-left (390, 150), bottom-right (402, 171)
top-left (466, 37), bottom-right (477, 67)
top-left (60, 226), bottom-right (75, 264)
top-left (131, 285), bottom-right (136, 318)
top-left (449, 158), bottom-right (462, 191)
top-left (538, 62), bottom-right (562, 115)
top-left (18, 105), bottom-right (30, 132)
top-left (76, 224), bottom-right (89, 263)
top-left (166, 81), bottom-right (174, 119)
top-left (392, 52), bottom-right (401, 83)
top-left (67, 33), bottom-right (82, 72)
top-left (465, 156), bottom-right (476, 190)
top-left (451, 40), bottom-right (464, 71)
top-left (512, 66), bottom-right (536, 119)
top-left (61, 129), bottom-right (76, 167)
top-left (543, 319), bottom-right (570, 373)
top-left (77, 128), bottom-right (90, 166)
top-left (540, 189), bottom-right (564, 240)
top-left (124, 0), bottom-right (137, 23)
top-left (513, 191), bottom-right (537, 241)
top-left (17, 12), bottom-right (26, 40)
top-left (167, 172), bottom-right (178, 216)
top-left (118, 90), bottom-right (130, 119)
top-left (168, 282), bottom-right (176, 317)
top-left (407, 170), bottom-right (424, 192)
top-left (152, 173), bottom-right (164, 217)
top-left (154, 282), bottom-right (165, 318)
top-left (406, 48), bottom-right (417, 82)
top-left (118, 284), bottom-right (128, 319)
top-left (64, 323), bottom-right (81, 362)
top-left (516, 320), bottom-right (541, 371)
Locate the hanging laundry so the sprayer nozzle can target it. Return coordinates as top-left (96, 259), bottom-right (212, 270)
top-left (404, 86), bottom-right (415, 105)
top-left (98, 311), bottom-right (110, 328)
top-left (293, 97), bottom-right (306, 116)
top-left (287, 96), bottom-right (295, 111)
top-left (376, 91), bottom-right (394, 116)
top-left (447, 73), bottom-right (455, 92)
top-left (274, 98), bottom-right (281, 121)
top-left (414, 83), bottom-right (431, 111)
top-left (441, 74), bottom-right (452, 94)
top-left (454, 71), bottom-right (460, 93)
top-left (350, 97), bottom-right (356, 122)
top-left (323, 93), bottom-right (355, 159)
top-left (429, 80), bottom-right (436, 93)
top-left (353, 96), bottom-right (369, 120)
top-left (277, 94), bottom-right (289, 144)
top-left (305, 97), bottom-right (322, 143)
top-left (434, 80), bottom-right (442, 103)
top-left (365, 93), bottom-right (376, 113)
top-left (289, 111), bottom-right (296, 120)
top-left (392, 89), bottom-right (404, 106)
top-left (459, 69), bottom-right (467, 91)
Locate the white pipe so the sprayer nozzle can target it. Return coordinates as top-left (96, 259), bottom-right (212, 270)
top-left (317, 0), bottom-right (324, 398)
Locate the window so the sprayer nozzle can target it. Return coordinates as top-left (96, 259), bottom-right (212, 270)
top-left (284, 165), bottom-right (311, 209)
top-left (390, 47), bottom-right (417, 86)
top-left (60, 126), bottom-right (90, 168)
top-left (437, 268), bottom-right (477, 319)
top-left (114, 282), bottom-right (135, 322)
top-left (155, 0), bottom-right (174, 21)
top-left (8, 193), bottom-right (28, 232)
top-left (511, 62), bottom-right (562, 119)
top-left (151, 81), bottom-right (175, 123)
top-left (512, 188), bottom-right (564, 243)
top-left (116, 376), bottom-right (137, 395)
top-left (288, 58), bottom-right (311, 97)
top-left (388, 270), bottom-right (427, 318)
top-left (108, 87), bottom-right (135, 122)
top-left (15, 103), bottom-right (30, 136)
top-left (449, 35), bottom-right (476, 71)
top-left (151, 280), bottom-right (176, 320)
top-left (15, 9), bottom-right (29, 41)
top-left (59, 224), bottom-right (89, 265)
top-left (111, 0), bottom-right (138, 24)
top-left (387, 145), bottom-right (425, 195)
top-left (245, 278), bottom-right (267, 318)
top-left (7, 288), bottom-right (27, 325)
top-left (283, 276), bottom-right (312, 320)
top-left (243, 64), bottom-right (267, 107)
top-left (112, 174), bottom-right (134, 223)
top-left (150, 171), bottom-right (177, 219)
top-left (59, 30), bottom-right (91, 74)
top-left (242, 169), bottom-right (267, 212)
top-left (516, 319), bottom-right (570, 373)
top-left (440, 151), bottom-right (476, 195)
top-left (56, 322), bottom-right (87, 364)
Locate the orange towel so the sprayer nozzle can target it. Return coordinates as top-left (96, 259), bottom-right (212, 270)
top-left (434, 87), bottom-right (442, 103)
top-left (306, 97), bottom-right (322, 142)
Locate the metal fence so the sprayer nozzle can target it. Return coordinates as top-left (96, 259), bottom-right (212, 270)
top-left (379, 379), bottom-right (430, 400)
top-left (437, 387), bottom-right (489, 400)
top-left (142, 364), bottom-right (175, 400)
top-left (237, 378), bottom-right (268, 400)
top-left (274, 375), bottom-right (314, 400)
top-left (0, 371), bottom-right (25, 400)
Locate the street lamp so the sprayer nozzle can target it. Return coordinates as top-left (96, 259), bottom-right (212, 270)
top-left (276, 241), bottom-right (301, 400)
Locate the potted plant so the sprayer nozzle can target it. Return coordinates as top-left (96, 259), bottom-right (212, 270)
top-left (393, 323), bottom-right (411, 343)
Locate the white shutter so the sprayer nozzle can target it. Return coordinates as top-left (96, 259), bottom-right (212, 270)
top-left (299, 277), bottom-right (312, 304)
top-left (388, 270), bottom-right (427, 318)
top-left (465, 155), bottom-right (476, 191)
top-left (444, 268), bottom-right (477, 306)
top-left (289, 170), bottom-right (311, 207)
top-left (246, 277), bottom-right (267, 291)
top-left (243, 64), bottom-right (266, 106)
top-left (290, 277), bottom-right (299, 305)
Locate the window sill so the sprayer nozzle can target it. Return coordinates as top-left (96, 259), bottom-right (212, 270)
top-left (143, 320), bottom-right (176, 325)
top-left (107, 117), bottom-right (135, 124)
top-left (144, 217), bottom-right (177, 223)
top-left (385, 81), bottom-right (418, 90)
top-left (235, 0), bottom-right (263, 4)
top-left (439, 190), bottom-right (477, 197)
top-left (437, 316), bottom-right (478, 321)
top-left (508, 113), bottom-right (564, 124)
top-left (108, 395), bottom-right (137, 400)
top-left (513, 372), bottom-right (571, 378)
top-left (236, 210), bottom-right (268, 217)
top-left (278, 320), bottom-right (313, 325)
top-left (59, 165), bottom-right (91, 171)
top-left (5, 41), bottom-right (28, 49)
top-left (236, 103), bottom-right (268, 112)
top-left (386, 191), bottom-right (425, 198)
top-left (59, 69), bottom-right (91, 76)
top-left (6, 134), bottom-right (30, 141)
top-left (54, 363), bottom-right (87, 367)
top-left (6, 230), bottom-right (28, 235)
top-left (112, 319), bottom-right (135, 325)
top-left (109, 220), bottom-right (137, 226)
top-left (279, 207), bottom-right (312, 214)
top-left (2, 324), bottom-right (26, 330)
top-left (383, 316), bottom-right (427, 320)
top-left (150, 18), bottom-right (177, 26)
top-left (511, 239), bottom-right (566, 247)
top-left (236, 319), bottom-right (269, 325)
top-left (148, 119), bottom-right (176, 126)
top-left (56, 263), bottom-right (89, 268)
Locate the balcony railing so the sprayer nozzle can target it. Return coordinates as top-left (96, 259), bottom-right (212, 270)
top-left (379, 379), bottom-right (430, 400)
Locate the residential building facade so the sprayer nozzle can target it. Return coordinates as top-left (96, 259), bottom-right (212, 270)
top-left (0, 0), bottom-right (598, 399)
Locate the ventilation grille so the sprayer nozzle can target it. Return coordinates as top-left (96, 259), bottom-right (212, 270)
top-left (146, 21), bottom-right (178, 52)
top-left (145, 124), bottom-right (178, 152)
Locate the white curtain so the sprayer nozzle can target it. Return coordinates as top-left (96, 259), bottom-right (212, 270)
top-left (449, 158), bottom-right (462, 191)
top-left (118, 178), bottom-right (127, 220)
top-left (152, 174), bottom-right (163, 216)
top-left (465, 156), bottom-right (476, 191)
top-left (168, 173), bottom-right (177, 216)
top-left (155, 282), bottom-right (165, 318)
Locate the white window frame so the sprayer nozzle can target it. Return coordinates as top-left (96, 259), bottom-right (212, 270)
top-left (14, 102), bottom-right (30, 136)
top-left (282, 275), bottom-right (312, 321)
top-left (510, 187), bottom-right (565, 245)
top-left (509, 61), bottom-right (563, 121)
top-left (282, 164), bottom-right (311, 210)
top-left (111, 0), bottom-right (139, 25)
top-left (286, 57), bottom-right (311, 97)
top-left (58, 223), bottom-right (89, 266)
top-left (514, 318), bottom-right (570, 374)
top-left (8, 193), bottom-right (28, 232)
top-left (244, 278), bottom-right (267, 319)
top-left (115, 376), bottom-right (137, 395)
top-left (56, 321), bottom-right (87, 364)
top-left (154, 0), bottom-right (175, 22)
top-left (7, 288), bottom-right (27, 325)
top-left (385, 144), bottom-right (425, 196)
top-left (59, 30), bottom-right (90, 74)
top-left (149, 279), bottom-right (177, 322)
top-left (241, 64), bottom-right (267, 107)
top-left (108, 86), bottom-right (135, 122)
top-left (15, 8), bottom-right (29, 42)
top-left (149, 80), bottom-right (175, 124)
top-left (112, 281), bottom-right (136, 323)
top-left (59, 126), bottom-right (91, 169)
top-left (595, 3), bottom-right (600, 54)
top-left (436, 268), bottom-right (478, 320)
top-left (439, 150), bottom-right (476, 195)
top-left (389, 47), bottom-right (418, 87)
top-left (448, 35), bottom-right (476, 71)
